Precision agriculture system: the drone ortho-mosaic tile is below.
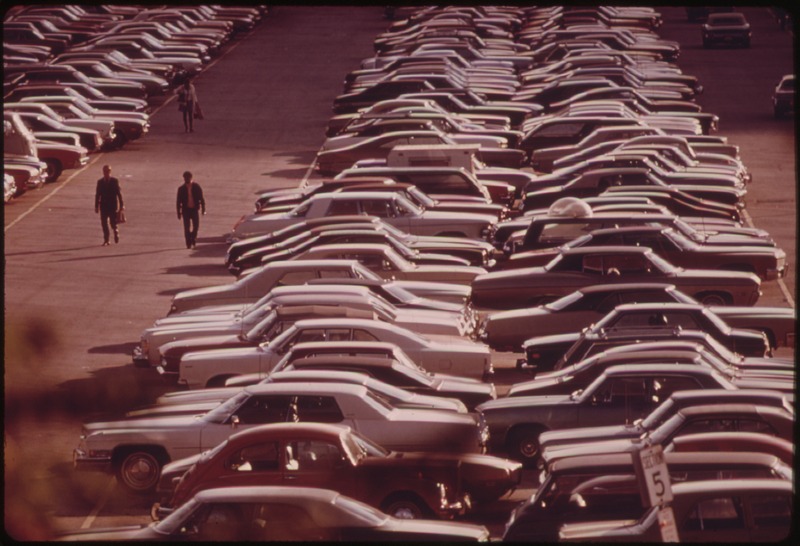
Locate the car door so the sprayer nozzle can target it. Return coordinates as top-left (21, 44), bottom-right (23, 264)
top-left (679, 494), bottom-right (747, 543)
top-left (199, 394), bottom-right (293, 450)
top-left (744, 492), bottom-right (793, 542)
top-left (281, 437), bottom-right (353, 496)
top-left (209, 440), bottom-right (282, 489)
top-left (578, 375), bottom-right (650, 426)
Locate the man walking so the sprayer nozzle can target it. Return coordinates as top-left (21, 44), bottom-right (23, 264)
top-left (95, 164), bottom-right (124, 246)
top-left (176, 171), bottom-right (206, 249)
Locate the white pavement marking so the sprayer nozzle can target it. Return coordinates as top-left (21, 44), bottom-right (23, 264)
top-left (80, 477), bottom-right (116, 529)
top-left (4, 155), bottom-right (103, 233)
top-left (741, 207), bottom-right (795, 308)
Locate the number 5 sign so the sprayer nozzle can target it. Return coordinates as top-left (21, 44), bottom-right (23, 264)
top-left (632, 444), bottom-right (673, 507)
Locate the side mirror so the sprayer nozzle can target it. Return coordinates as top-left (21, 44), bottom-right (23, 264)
top-left (231, 415), bottom-right (240, 429)
top-left (569, 493), bottom-right (587, 509)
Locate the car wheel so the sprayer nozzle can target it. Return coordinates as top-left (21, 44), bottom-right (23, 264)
top-left (116, 449), bottom-right (163, 492)
top-left (43, 159), bottom-right (63, 183)
top-left (697, 292), bottom-right (730, 306)
top-left (507, 426), bottom-right (545, 467)
top-left (381, 494), bottom-right (428, 519)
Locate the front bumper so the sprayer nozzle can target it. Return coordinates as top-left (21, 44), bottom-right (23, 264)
top-left (73, 446), bottom-right (112, 473)
top-left (764, 264), bottom-right (788, 281)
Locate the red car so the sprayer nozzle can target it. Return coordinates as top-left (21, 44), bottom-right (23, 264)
top-left (154, 422), bottom-right (521, 521)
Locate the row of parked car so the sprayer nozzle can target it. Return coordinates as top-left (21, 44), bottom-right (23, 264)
top-left (66, 5), bottom-right (793, 542)
top-left (3, 4), bottom-right (266, 202)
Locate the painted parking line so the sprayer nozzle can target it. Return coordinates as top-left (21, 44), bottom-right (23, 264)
top-left (741, 207), bottom-right (795, 308)
top-left (80, 477), bottom-right (116, 529)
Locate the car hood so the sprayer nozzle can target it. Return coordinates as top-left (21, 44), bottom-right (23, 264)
top-left (368, 451), bottom-right (521, 473)
top-left (161, 334), bottom-right (245, 357)
top-left (542, 437), bottom-right (638, 463)
top-left (421, 209), bottom-right (498, 225)
top-left (522, 332), bottom-right (580, 350)
top-left (540, 422), bottom-right (641, 447)
top-left (508, 375), bottom-right (571, 396)
top-left (181, 345), bottom-right (264, 363)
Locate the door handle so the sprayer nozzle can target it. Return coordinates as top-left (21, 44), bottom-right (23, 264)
top-left (284, 475), bottom-right (298, 480)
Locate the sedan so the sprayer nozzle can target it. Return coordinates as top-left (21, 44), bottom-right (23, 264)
top-left (284, 243), bottom-right (486, 285)
top-left (56, 486), bottom-right (491, 541)
top-left (154, 423), bottom-right (521, 519)
top-left (477, 364), bottom-right (749, 465)
top-left (702, 11), bottom-right (751, 48)
top-left (230, 192), bottom-right (497, 242)
top-left (74, 382), bottom-right (488, 492)
top-left (173, 316), bottom-right (492, 388)
top-left (470, 246), bottom-right (762, 309)
top-left (501, 225), bottom-right (786, 281)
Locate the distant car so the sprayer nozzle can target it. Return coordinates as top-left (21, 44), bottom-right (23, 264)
top-left (477, 364), bottom-right (752, 466)
top-left (470, 246), bottom-right (762, 309)
top-left (772, 74), bottom-right (794, 118)
top-left (702, 12), bottom-right (751, 48)
top-left (666, 431), bottom-right (794, 466)
top-left (478, 283), bottom-right (697, 351)
top-left (173, 316), bottom-right (492, 388)
top-left (505, 452), bottom-right (791, 542)
top-left (230, 192), bottom-right (497, 242)
top-left (537, 388), bottom-right (794, 454)
top-left (558, 479), bottom-right (792, 542)
top-left (286, 243), bottom-right (486, 285)
top-left (539, 400), bottom-right (795, 467)
top-left (168, 259), bottom-right (471, 315)
top-left (500, 225), bottom-right (786, 281)
top-left (56, 486), bottom-right (492, 541)
top-left (154, 423), bottom-right (521, 519)
top-left (517, 302), bottom-right (773, 374)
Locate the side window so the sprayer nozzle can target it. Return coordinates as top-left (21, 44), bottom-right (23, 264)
top-left (328, 199), bottom-right (361, 215)
top-left (276, 271), bottom-right (316, 286)
top-left (649, 376), bottom-right (704, 406)
top-left (540, 222), bottom-right (591, 245)
top-left (593, 377), bottom-right (647, 407)
top-left (604, 254), bottom-right (651, 275)
top-left (361, 199), bottom-right (391, 217)
top-left (618, 290), bottom-right (674, 305)
top-left (535, 122), bottom-right (584, 138)
top-left (318, 268), bottom-right (355, 279)
top-left (191, 503), bottom-right (248, 542)
top-left (623, 234), bottom-right (664, 251)
top-left (347, 252), bottom-right (384, 269)
top-left (327, 329), bottom-right (351, 342)
top-left (295, 395), bottom-right (344, 423)
top-left (679, 418), bottom-right (739, 436)
top-left (582, 254), bottom-right (604, 275)
top-left (735, 419), bottom-right (777, 435)
top-left (352, 329), bottom-right (379, 342)
top-left (594, 293), bottom-right (620, 314)
top-left (294, 328), bottom-right (328, 344)
top-left (234, 395), bottom-right (292, 425)
top-left (750, 495), bottom-right (792, 529)
top-left (608, 311), bottom-right (654, 330)
top-left (251, 503), bottom-right (332, 541)
top-left (662, 312), bottom-right (701, 330)
top-left (287, 440), bottom-right (344, 471)
top-left (227, 442), bottom-right (279, 472)
top-left (682, 496), bottom-right (745, 531)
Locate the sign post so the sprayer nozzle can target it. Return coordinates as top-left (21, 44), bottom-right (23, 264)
top-left (632, 443), bottom-right (678, 542)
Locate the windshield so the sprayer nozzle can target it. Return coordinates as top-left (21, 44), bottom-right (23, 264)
top-left (641, 399), bottom-right (676, 430)
top-left (204, 391), bottom-right (249, 424)
top-left (702, 308), bottom-right (732, 334)
top-left (380, 282), bottom-right (416, 304)
top-left (645, 251), bottom-right (676, 274)
top-left (244, 311), bottom-right (279, 342)
top-left (702, 334), bottom-right (739, 361)
top-left (154, 497), bottom-right (201, 535)
top-left (545, 289), bottom-right (585, 311)
top-left (348, 431), bottom-right (390, 459)
top-left (364, 388), bottom-right (395, 413)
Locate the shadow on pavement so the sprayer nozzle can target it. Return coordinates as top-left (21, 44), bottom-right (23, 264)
top-left (88, 342), bottom-right (140, 356)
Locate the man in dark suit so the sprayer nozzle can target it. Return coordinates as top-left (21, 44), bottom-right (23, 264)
top-left (176, 170), bottom-right (206, 249)
top-left (95, 164), bottom-right (124, 246)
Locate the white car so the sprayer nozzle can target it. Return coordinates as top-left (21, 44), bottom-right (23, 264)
top-left (230, 191), bottom-right (497, 241)
top-left (168, 259), bottom-right (472, 315)
top-left (173, 317), bottom-right (493, 388)
top-left (135, 285), bottom-right (474, 366)
top-left (4, 173), bottom-right (16, 203)
top-left (74, 382), bottom-right (488, 492)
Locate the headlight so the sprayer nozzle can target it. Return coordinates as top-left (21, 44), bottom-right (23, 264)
top-left (140, 337), bottom-right (149, 354)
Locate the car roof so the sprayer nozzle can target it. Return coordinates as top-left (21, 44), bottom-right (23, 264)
top-left (550, 450), bottom-right (784, 474)
top-left (560, 245), bottom-right (652, 257)
top-left (576, 282), bottom-right (677, 294)
top-left (671, 478), bottom-right (791, 498)
top-left (274, 305), bottom-right (375, 321)
top-left (290, 340), bottom-right (399, 353)
top-left (610, 302), bottom-right (704, 312)
top-left (194, 485), bottom-right (342, 504)
top-left (243, 381), bottom-right (368, 397)
top-left (263, 259), bottom-right (362, 269)
top-left (229, 422), bottom-right (350, 442)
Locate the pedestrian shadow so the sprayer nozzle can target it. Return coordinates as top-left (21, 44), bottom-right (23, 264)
top-left (266, 167), bottom-right (314, 178)
top-left (5, 245), bottom-right (106, 257)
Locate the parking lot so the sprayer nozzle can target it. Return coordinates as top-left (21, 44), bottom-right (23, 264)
top-left (4, 5), bottom-right (795, 541)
